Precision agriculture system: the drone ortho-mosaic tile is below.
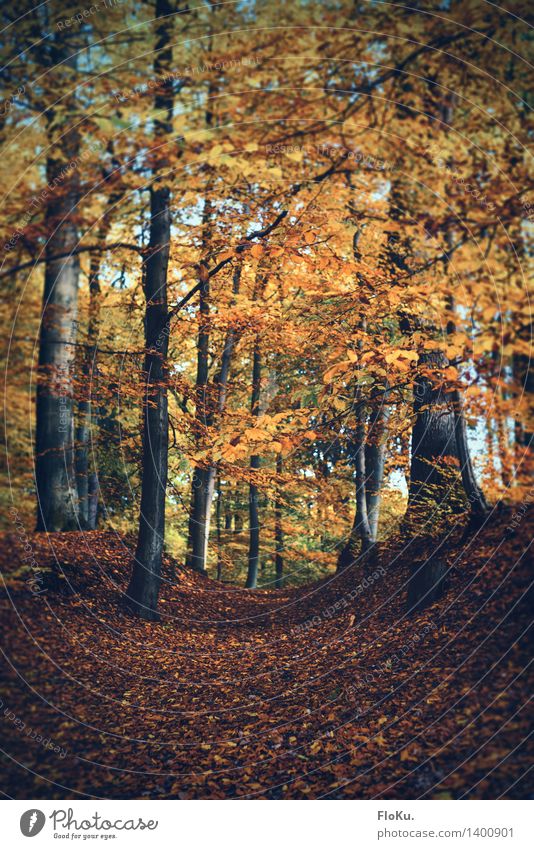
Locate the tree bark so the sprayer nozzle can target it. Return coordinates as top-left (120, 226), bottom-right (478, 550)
top-left (75, 252), bottom-right (101, 528)
top-left (513, 351), bottom-right (534, 450)
top-left (187, 264), bottom-right (241, 572)
top-left (274, 454), bottom-right (284, 588)
top-left (225, 497), bottom-right (233, 531)
top-left (186, 207), bottom-right (213, 573)
top-left (216, 472), bottom-right (223, 581)
top-left (234, 489), bottom-right (244, 532)
top-left (365, 388), bottom-right (390, 540)
top-left (407, 350), bottom-right (459, 520)
top-left (246, 335), bottom-right (262, 589)
top-left (35, 122), bottom-right (80, 532)
top-left (76, 174), bottom-right (124, 528)
top-left (407, 555), bottom-right (448, 613)
top-left (338, 416), bottom-right (374, 571)
top-left (126, 0), bottom-right (173, 620)
top-left (450, 388), bottom-right (489, 524)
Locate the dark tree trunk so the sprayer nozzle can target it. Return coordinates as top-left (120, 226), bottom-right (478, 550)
top-left (450, 389), bottom-right (489, 524)
top-left (407, 350), bottom-right (460, 521)
top-left (407, 555), bottom-right (448, 613)
top-left (186, 213), bottom-right (213, 573)
top-left (246, 336), bottom-right (262, 589)
top-left (405, 96), bottom-right (485, 529)
top-left (35, 124), bottom-right (80, 532)
top-left (513, 351), bottom-right (534, 450)
top-left (274, 454), bottom-right (284, 588)
top-left (126, 0), bottom-right (173, 620)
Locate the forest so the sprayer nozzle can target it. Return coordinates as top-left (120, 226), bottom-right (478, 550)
top-left (0, 0), bottom-right (532, 801)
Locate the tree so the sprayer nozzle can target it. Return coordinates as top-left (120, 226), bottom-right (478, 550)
top-left (35, 38), bottom-right (81, 533)
top-left (126, 0), bottom-right (175, 619)
top-left (246, 332), bottom-right (262, 589)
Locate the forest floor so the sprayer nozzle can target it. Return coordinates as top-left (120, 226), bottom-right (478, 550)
top-left (0, 507), bottom-right (532, 800)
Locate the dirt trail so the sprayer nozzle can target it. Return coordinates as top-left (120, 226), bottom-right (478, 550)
top-left (0, 509), bottom-right (532, 799)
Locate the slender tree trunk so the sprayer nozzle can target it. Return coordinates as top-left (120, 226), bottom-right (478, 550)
top-left (76, 176), bottom-right (124, 527)
top-left (225, 497), bottom-right (233, 531)
top-left (216, 472), bottom-right (223, 581)
top-left (187, 265), bottom-right (241, 571)
top-left (246, 336), bottom-right (262, 589)
top-left (495, 398), bottom-right (512, 489)
top-left (127, 0), bottom-right (173, 620)
top-left (338, 416), bottom-right (373, 571)
top-left (186, 209), bottom-right (213, 573)
top-left (513, 351), bottom-right (534, 449)
top-left (354, 421), bottom-right (373, 552)
top-left (185, 43), bottom-right (220, 572)
top-left (35, 124), bottom-right (80, 532)
top-left (365, 388), bottom-right (390, 540)
top-left (75, 253), bottom-right (101, 527)
top-left (274, 454), bottom-right (284, 588)
top-left (188, 465), bottom-right (216, 573)
top-left (234, 490), bottom-right (244, 532)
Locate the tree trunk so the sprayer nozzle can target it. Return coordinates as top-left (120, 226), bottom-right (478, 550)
top-left (450, 388), bottom-right (489, 524)
top-left (76, 174), bottom-right (124, 528)
top-left (75, 252), bottom-right (101, 528)
top-left (188, 465), bottom-right (216, 573)
top-left (407, 350), bottom-right (460, 521)
top-left (234, 492), bottom-right (244, 532)
top-left (35, 124), bottom-right (80, 532)
top-left (338, 386), bottom-right (377, 572)
top-left (407, 555), bottom-right (448, 613)
top-left (513, 351), bottom-right (534, 450)
top-left (274, 454), bottom-right (284, 588)
top-left (186, 215), bottom-right (213, 573)
top-left (246, 336), bottom-right (262, 589)
top-left (225, 498), bottom-right (233, 531)
top-left (126, 0), bottom-right (173, 620)
top-left (365, 388), bottom-right (390, 540)
top-left (187, 264), bottom-right (241, 572)
top-left (215, 473), bottom-right (222, 580)
top-left (338, 418), bottom-right (374, 572)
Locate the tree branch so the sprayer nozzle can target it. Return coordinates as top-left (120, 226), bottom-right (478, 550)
top-left (0, 242), bottom-right (144, 280)
top-left (167, 210), bottom-right (288, 321)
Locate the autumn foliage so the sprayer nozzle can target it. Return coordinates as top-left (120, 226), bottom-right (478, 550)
top-left (0, 0), bottom-right (532, 800)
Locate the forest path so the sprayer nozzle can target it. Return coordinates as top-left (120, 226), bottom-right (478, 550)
top-left (0, 509), bottom-right (532, 799)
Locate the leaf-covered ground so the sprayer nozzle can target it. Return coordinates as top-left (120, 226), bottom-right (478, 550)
top-left (0, 508), bottom-right (532, 799)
